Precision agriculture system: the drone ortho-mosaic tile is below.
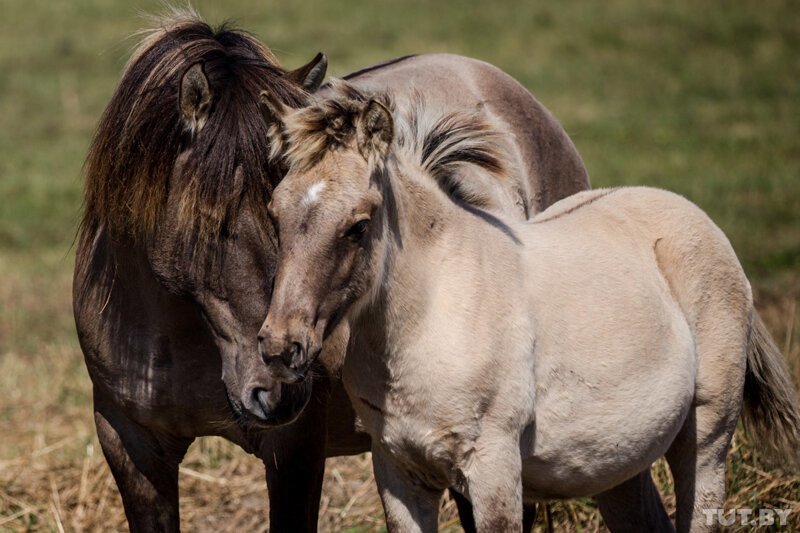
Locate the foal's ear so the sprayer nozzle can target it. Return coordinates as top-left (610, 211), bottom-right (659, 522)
top-left (286, 52), bottom-right (328, 92)
top-left (356, 99), bottom-right (393, 163)
top-left (179, 62), bottom-right (212, 135)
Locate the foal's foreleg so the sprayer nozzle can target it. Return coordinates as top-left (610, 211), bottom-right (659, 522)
top-left (372, 445), bottom-right (442, 533)
top-left (465, 438), bottom-right (524, 533)
top-left (94, 393), bottom-right (193, 533)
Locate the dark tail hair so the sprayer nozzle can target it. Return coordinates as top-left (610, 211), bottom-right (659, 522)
top-left (742, 311), bottom-right (800, 471)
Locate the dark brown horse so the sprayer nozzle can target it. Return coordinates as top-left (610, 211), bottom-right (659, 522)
top-left (73, 11), bottom-right (589, 532)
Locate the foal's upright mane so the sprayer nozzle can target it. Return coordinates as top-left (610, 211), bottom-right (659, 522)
top-left (272, 81), bottom-right (512, 209)
top-left (83, 9), bottom-right (309, 244)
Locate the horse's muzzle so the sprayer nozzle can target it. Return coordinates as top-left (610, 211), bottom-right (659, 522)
top-left (232, 380), bottom-right (312, 428)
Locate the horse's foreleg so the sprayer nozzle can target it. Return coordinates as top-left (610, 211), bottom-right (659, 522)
top-left (94, 393), bottom-right (193, 533)
top-left (450, 488), bottom-right (478, 532)
top-left (465, 438), bottom-right (524, 533)
top-left (261, 388), bottom-right (328, 533)
top-left (372, 445), bottom-right (442, 533)
top-left (596, 469), bottom-right (673, 532)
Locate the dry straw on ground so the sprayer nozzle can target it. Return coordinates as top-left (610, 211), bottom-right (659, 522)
top-left (1, 290), bottom-right (798, 531)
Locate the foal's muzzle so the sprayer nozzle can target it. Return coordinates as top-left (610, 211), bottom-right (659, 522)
top-left (257, 325), bottom-right (320, 383)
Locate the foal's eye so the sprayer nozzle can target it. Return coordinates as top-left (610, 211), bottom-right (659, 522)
top-left (345, 219), bottom-right (370, 242)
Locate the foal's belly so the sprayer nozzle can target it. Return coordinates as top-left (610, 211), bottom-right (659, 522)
top-left (520, 344), bottom-right (695, 499)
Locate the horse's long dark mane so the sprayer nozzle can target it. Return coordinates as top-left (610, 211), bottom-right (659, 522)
top-left (83, 10), bottom-right (308, 244)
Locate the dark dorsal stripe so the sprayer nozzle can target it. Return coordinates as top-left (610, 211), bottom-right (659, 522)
top-left (340, 55), bottom-right (418, 82)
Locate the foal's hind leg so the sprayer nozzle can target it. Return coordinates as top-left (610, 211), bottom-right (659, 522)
top-left (596, 469), bottom-right (674, 532)
top-left (94, 392), bottom-right (193, 532)
top-left (665, 336), bottom-right (745, 532)
top-left (665, 403), bottom-right (739, 533)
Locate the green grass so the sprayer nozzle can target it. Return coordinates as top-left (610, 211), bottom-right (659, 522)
top-left (2, 0), bottom-right (798, 285)
top-left (1, 0), bottom-right (799, 530)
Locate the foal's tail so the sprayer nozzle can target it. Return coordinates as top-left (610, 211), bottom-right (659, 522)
top-left (741, 311), bottom-right (800, 471)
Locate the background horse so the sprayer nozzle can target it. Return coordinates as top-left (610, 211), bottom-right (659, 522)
top-left (258, 86), bottom-right (800, 532)
top-left (73, 10), bottom-right (589, 531)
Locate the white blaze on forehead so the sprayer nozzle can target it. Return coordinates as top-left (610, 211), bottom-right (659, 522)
top-left (302, 181), bottom-right (326, 206)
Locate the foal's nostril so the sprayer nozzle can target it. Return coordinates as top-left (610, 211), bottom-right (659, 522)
top-left (257, 335), bottom-right (265, 355)
top-left (281, 340), bottom-right (305, 369)
top-left (291, 341), bottom-right (303, 358)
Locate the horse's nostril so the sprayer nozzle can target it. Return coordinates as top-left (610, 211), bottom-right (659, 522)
top-left (252, 387), bottom-right (276, 418)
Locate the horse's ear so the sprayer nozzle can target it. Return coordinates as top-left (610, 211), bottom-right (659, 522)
top-left (356, 99), bottom-right (393, 163)
top-left (260, 90), bottom-right (288, 125)
top-left (260, 91), bottom-right (288, 160)
top-left (179, 62), bottom-right (212, 135)
top-left (286, 52), bottom-right (328, 92)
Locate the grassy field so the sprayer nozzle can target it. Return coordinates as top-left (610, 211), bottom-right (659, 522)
top-left (1, 0), bottom-right (798, 530)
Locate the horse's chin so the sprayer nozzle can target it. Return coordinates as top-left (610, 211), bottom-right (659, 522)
top-left (258, 380), bottom-right (313, 428)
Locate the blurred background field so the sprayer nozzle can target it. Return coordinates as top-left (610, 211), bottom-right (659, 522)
top-left (0, 0), bottom-right (798, 530)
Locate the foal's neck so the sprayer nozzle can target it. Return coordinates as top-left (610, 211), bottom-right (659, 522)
top-left (353, 159), bottom-right (518, 358)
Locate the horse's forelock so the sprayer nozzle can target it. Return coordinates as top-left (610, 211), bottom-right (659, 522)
top-left (83, 12), bottom-right (308, 250)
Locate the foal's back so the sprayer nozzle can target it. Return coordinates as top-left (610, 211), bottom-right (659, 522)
top-left (526, 186), bottom-right (751, 318)
top-left (523, 187), bottom-right (751, 361)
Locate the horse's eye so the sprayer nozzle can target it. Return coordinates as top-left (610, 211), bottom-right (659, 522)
top-left (345, 219), bottom-right (370, 242)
